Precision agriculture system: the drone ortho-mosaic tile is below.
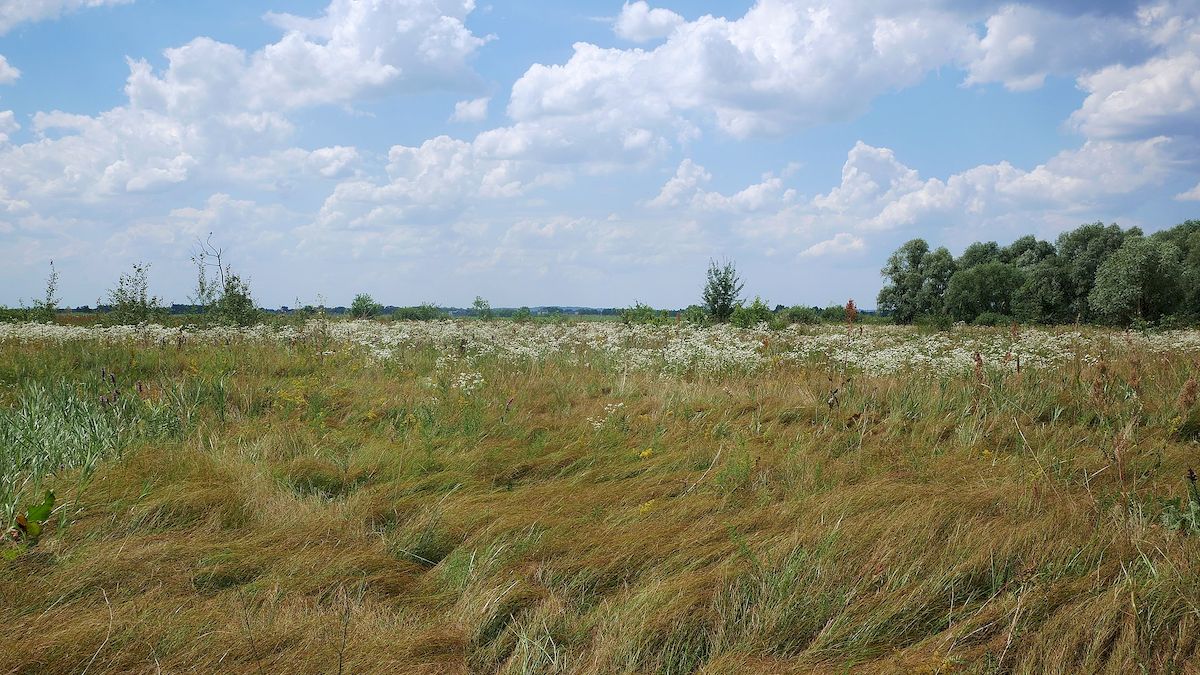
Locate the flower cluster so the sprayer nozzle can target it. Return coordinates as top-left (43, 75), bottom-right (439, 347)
top-left (6, 320), bottom-right (1200, 377)
top-left (451, 371), bottom-right (485, 394)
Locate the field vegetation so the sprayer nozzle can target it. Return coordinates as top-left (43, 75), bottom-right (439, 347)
top-left (3, 319), bottom-right (1200, 673)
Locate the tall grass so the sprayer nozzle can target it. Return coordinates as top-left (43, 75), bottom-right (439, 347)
top-left (0, 381), bottom-right (123, 523)
top-left (1, 325), bottom-right (1199, 672)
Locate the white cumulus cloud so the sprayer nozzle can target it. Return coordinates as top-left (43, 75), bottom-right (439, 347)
top-left (0, 0), bottom-right (133, 35)
top-left (800, 233), bottom-right (865, 258)
top-left (1070, 51), bottom-right (1200, 141)
top-left (613, 1), bottom-right (684, 42)
top-left (451, 96), bottom-right (490, 122)
top-left (1177, 182), bottom-right (1200, 200)
top-left (0, 110), bottom-right (17, 144)
top-left (0, 54), bottom-right (18, 84)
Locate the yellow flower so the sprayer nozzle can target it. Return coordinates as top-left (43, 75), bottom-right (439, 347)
top-left (639, 448), bottom-right (654, 459)
top-left (638, 499), bottom-right (656, 514)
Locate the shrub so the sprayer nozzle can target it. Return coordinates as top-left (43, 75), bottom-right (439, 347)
top-left (472, 296), bottom-right (494, 321)
top-left (915, 312), bottom-right (953, 332)
top-left (973, 312), bottom-right (1014, 327)
top-left (392, 304), bottom-right (447, 321)
top-left (30, 262), bottom-right (60, 323)
top-left (782, 306), bottom-right (821, 324)
top-left (703, 259), bottom-right (744, 323)
top-left (211, 272), bottom-right (259, 326)
top-left (106, 263), bottom-right (166, 325)
top-left (820, 304), bottom-right (846, 322)
top-left (731, 297), bottom-right (774, 328)
top-left (513, 307), bottom-right (533, 323)
top-left (678, 305), bottom-right (709, 326)
top-left (350, 293), bottom-right (384, 319)
top-left (621, 302), bottom-right (666, 325)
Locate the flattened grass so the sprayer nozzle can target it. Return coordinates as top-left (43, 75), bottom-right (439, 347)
top-left (2, 331), bottom-right (1200, 673)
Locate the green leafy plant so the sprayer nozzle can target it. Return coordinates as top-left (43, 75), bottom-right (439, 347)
top-left (730, 297), bottom-right (774, 328)
top-left (350, 293), bottom-right (384, 319)
top-left (1160, 469), bottom-right (1200, 534)
top-left (4, 490), bottom-right (56, 558)
top-left (621, 301), bottom-right (665, 325)
top-left (106, 262), bottom-right (166, 325)
top-left (702, 259), bottom-right (744, 323)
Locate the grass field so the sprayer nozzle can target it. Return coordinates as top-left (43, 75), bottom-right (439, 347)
top-left (3, 320), bottom-right (1200, 673)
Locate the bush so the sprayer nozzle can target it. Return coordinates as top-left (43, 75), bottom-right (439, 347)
top-left (472, 296), bottom-right (494, 321)
top-left (972, 312), bottom-right (1014, 327)
top-left (820, 304), bottom-right (846, 322)
top-left (350, 293), bottom-right (384, 319)
top-left (703, 260), bottom-right (744, 323)
top-left (392, 304), bottom-right (447, 321)
top-left (782, 306), bottom-right (821, 324)
top-left (678, 305), bottom-right (709, 326)
top-left (1157, 313), bottom-right (1198, 330)
top-left (513, 307), bottom-right (533, 323)
top-left (106, 263), bottom-right (166, 325)
top-left (730, 297), bottom-right (774, 328)
top-left (915, 313), bottom-right (954, 332)
top-left (210, 272), bottom-right (259, 326)
top-left (621, 302), bottom-right (666, 325)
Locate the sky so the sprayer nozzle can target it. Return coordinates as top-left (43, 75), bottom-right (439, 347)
top-left (0, 0), bottom-right (1198, 310)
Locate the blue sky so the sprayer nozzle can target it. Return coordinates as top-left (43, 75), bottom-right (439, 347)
top-left (1, 0), bottom-right (1198, 309)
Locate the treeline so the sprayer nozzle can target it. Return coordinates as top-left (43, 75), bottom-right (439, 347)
top-left (878, 220), bottom-right (1200, 327)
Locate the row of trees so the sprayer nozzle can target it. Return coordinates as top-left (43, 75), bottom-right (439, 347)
top-left (878, 220), bottom-right (1200, 326)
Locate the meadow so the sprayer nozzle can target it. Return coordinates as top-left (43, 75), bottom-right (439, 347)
top-left (3, 319), bottom-right (1200, 673)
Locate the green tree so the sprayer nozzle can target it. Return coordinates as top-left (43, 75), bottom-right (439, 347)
top-left (1011, 259), bottom-right (1070, 324)
top-left (350, 293), bottom-right (383, 319)
top-left (107, 262), bottom-right (165, 325)
top-left (1088, 236), bottom-right (1183, 325)
top-left (32, 261), bottom-right (60, 323)
top-left (189, 234), bottom-right (259, 325)
top-left (957, 241), bottom-right (1002, 269)
top-left (944, 261), bottom-right (1024, 322)
top-left (1056, 222), bottom-right (1137, 321)
top-left (1151, 221), bottom-right (1200, 320)
top-left (212, 272), bottom-right (259, 326)
top-left (472, 296), bottom-right (494, 321)
top-left (702, 259), bottom-right (744, 323)
top-left (877, 239), bottom-right (955, 323)
top-left (1003, 235), bottom-right (1056, 268)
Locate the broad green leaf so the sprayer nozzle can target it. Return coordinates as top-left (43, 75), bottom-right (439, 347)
top-left (26, 490), bottom-right (55, 524)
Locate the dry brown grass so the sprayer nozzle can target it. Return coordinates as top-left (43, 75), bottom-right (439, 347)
top-left (2, 333), bottom-right (1200, 673)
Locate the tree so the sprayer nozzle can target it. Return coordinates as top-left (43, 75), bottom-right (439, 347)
top-left (957, 241), bottom-right (1002, 270)
top-left (1003, 235), bottom-right (1056, 268)
top-left (107, 262), bottom-right (165, 325)
top-left (944, 261), bottom-right (1024, 322)
top-left (1151, 221), bottom-right (1200, 319)
top-left (702, 259), bottom-right (744, 323)
top-left (32, 261), bottom-right (60, 322)
top-left (1088, 236), bottom-right (1183, 325)
top-left (1056, 222), bottom-right (1136, 321)
top-left (350, 293), bottom-right (383, 319)
top-left (190, 234), bottom-right (259, 325)
top-left (877, 239), bottom-right (955, 323)
top-left (472, 296), bottom-right (494, 321)
top-left (212, 271), bottom-right (259, 326)
top-left (1011, 259), bottom-right (1069, 324)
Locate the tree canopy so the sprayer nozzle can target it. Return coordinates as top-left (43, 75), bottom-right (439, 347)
top-left (878, 220), bottom-right (1199, 327)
